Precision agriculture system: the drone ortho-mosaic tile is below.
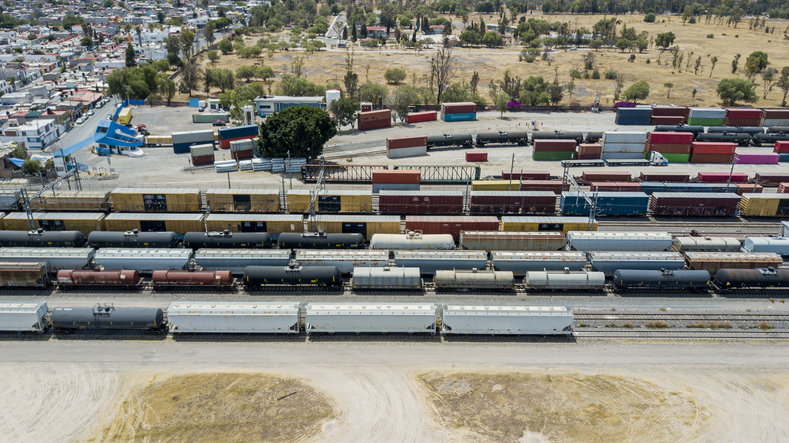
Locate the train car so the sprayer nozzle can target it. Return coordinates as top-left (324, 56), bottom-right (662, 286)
top-left (0, 302), bottom-right (50, 333)
top-left (694, 132), bottom-right (751, 146)
top-left (500, 216), bottom-right (598, 233)
top-left (295, 250), bottom-right (389, 274)
top-left (753, 132), bottom-right (789, 146)
top-left (110, 188), bottom-right (202, 212)
top-left (474, 131), bottom-right (529, 147)
top-left (50, 305), bottom-right (166, 333)
top-left (707, 126), bottom-right (765, 135)
top-left (613, 269), bottom-right (711, 290)
top-left (684, 252), bottom-right (783, 274)
top-left (152, 270), bottom-right (234, 288)
top-left (182, 231), bottom-right (271, 249)
top-left (56, 269), bottom-right (142, 288)
top-left (287, 189), bottom-right (372, 213)
top-left (426, 133), bottom-right (474, 149)
top-left (0, 230), bottom-right (84, 247)
top-left (243, 264), bottom-right (342, 288)
top-left (714, 267), bottom-right (789, 289)
top-left (305, 303), bottom-right (436, 334)
top-left (104, 213), bottom-right (205, 234)
top-left (442, 305), bottom-right (573, 335)
top-left (0, 261), bottom-right (51, 287)
top-left (741, 237), bottom-right (789, 256)
top-left (370, 232), bottom-right (455, 250)
top-left (566, 232), bottom-right (673, 252)
top-left (739, 194), bottom-right (789, 217)
top-left (350, 267), bottom-right (423, 290)
top-left (532, 131), bottom-right (584, 144)
top-left (307, 215), bottom-right (400, 241)
top-left (393, 250), bottom-right (488, 275)
top-left (204, 214), bottom-right (302, 235)
top-left (194, 249), bottom-right (291, 274)
top-left (585, 132), bottom-right (603, 143)
top-left (434, 269), bottom-right (515, 290)
top-left (277, 232), bottom-right (364, 249)
top-left (469, 191), bottom-right (557, 214)
top-left (167, 302), bottom-right (300, 334)
top-left (0, 212), bottom-right (106, 236)
top-left (589, 252), bottom-right (685, 276)
top-left (459, 231), bottom-right (566, 252)
top-left (0, 248), bottom-right (94, 271)
top-left (87, 230), bottom-right (179, 248)
top-left (525, 269), bottom-right (606, 290)
top-left (93, 249), bottom-right (193, 274)
top-left (672, 236), bottom-right (741, 253)
top-left (652, 125), bottom-right (705, 137)
top-left (491, 251), bottom-right (587, 276)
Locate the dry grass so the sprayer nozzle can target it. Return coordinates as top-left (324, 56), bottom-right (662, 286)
top-left (418, 371), bottom-right (708, 443)
top-left (646, 320), bottom-right (670, 329)
top-left (687, 321), bottom-right (732, 329)
top-left (91, 372), bottom-right (335, 443)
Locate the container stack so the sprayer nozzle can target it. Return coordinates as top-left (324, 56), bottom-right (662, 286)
top-left (639, 173), bottom-right (689, 182)
top-left (218, 124), bottom-right (259, 149)
top-left (229, 139), bottom-right (255, 161)
top-left (754, 173), bottom-right (789, 186)
top-left (372, 170), bottom-right (421, 193)
top-left (172, 130), bottom-right (215, 154)
top-left (441, 102), bottom-right (477, 122)
top-left (284, 158), bottom-right (306, 173)
top-left (601, 131), bottom-right (646, 160)
top-left (358, 109), bottom-right (392, 131)
top-left (577, 143), bottom-right (602, 159)
top-left (734, 184), bottom-right (763, 195)
top-left (645, 131), bottom-right (693, 163)
top-left (687, 108), bottom-right (725, 126)
top-left (238, 160), bottom-right (254, 171)
top-left (736, 152), bottom-right (780, 164)
top-left (406, 111), bottom-right (438, 124)
top-left (193, 112), bottom-right (229, 123)
top-left (465, 151), bottom-right (488, 162)
top-left (252, 158), bottom-right (271, 171)
top-left (386, 135), bottom-right (427, 159)
top-left (775, 141), bottom-right (789, 153)
top-left (271, 158), bottom-right (284, 172)
top-left (379, 190), bottom-right (462, 214)
top-left (697, 172), bottom-right (748, 183)
top-left (532, 139), bottom-right (576, 161)
top-left (518, 180), bottom-right (565, 193)
top-left (189, 143), bottom-right (215, 166)
top-left (214, 160), bottom-right (238, 173)
top-left (650, 106), bottom-right (687, 125)
top-left (725, 108), bottom-right (763, 126)
top-left (615, 107), bottom-right (652, 125)
top-left (690, 142), bottom-right (736, 164)
top-left (762, 109), bottom-right (789, 126)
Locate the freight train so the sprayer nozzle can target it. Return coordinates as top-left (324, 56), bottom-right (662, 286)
top-left (1, 301), bottom-right (574, 336)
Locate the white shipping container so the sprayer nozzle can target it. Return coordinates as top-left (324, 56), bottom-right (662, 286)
top-left (190, 143), bottom-right (214, 157)
top-left (295, 250), bottom-right (389, 274)
top-left (387, 145), bottom-right (427, 159)
top-left (601, 142), bottom-right (646, 153)
top-left (567, 232), bottom-right (673, 252)
top-left (0, 302), bottom-right (49, 332)
top-left (443, 305), bottom-right (573, 335)
top-left (688, 107), bottom-right (726, 119)
top-left (230, 139), bottom-right (255, 152)
top-left (172, 129), bottom-right (215, 145)
top-left (741, 237), bottom-right (789, 255)
top-left (601, 131), bottom-right (648, 144)
top-left (167, 302), bottom-right (300, 334)
top-left (305, 303), bottom-right (436, 334)
top-left (764, 119), bottom-right (789, 126)
top-left (93, 249), bottom-right (193, 273)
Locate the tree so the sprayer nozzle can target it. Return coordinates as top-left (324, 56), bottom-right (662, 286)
top-left (180, 29), bottom-right (196, 60)
top-left (565, 81), bottom-right (575, 102)
top-left (158, 74), bottom-right (176, 106)
top-left (481, 31), bottom-right (503, 47)
top-left (716, 78), bottom-right (758, 105)
top-left (589, 39), bottom-right (603, 51)
top-left (495, 93), bottom-right (510, 117)
top-left (644, 13), bottom-right (656, 23)
top-left (616, 38), bottom-right (631, 52)
top-left (218, 39), bottom-right (233, 55)
top-left (777, 67), bottom-right (789, 107)
top-left (762, 68), bottom-right (776, 98)
top-left (385, 85), bottom-right (421, 122)
top-left (125, 43), bottom-right (136, 67)
top-left (21, 159), bottom-right (40, 174)
top-left (343, 50), bottom-right (359, 99)
top-left (359, 82), bottom-right (388, 105)
top-left (180, 59), bottom-right (203, 97)
top-left (430, 47), bottom-right (456, 103)
top-left (548, 83), bottom-right (563, 105)
top-left (329, 97), bottom-right (360, 128)
top-left (62, 13), bottom-right (84, 32)
top-left (256, 106), bottom-right (336, 162)
top-left (583, 52), bottom-right (596, 70)
top-left (236, 65), bottom-right (258, 82)
top-left (237, 46), bottom-right (262, 58)
top-left (470, 71), bottom-right (480, 93)
top-left (80, 36), bottom-right (93, 48)
top-left (731, 54), bottom-right (741, 74)
top-left (623, 80), bottom-right (650, 103)
top-left (207, 50), bottom-right (219, 67)
top-left (204, 21), bottom-right (216, 46)
top-left (682, 6), bottom-right (692, 25)
top-left (710, 56), bottom-right (718, 78)
top-left (694, 56), bottom-right (702, 75)
top-left (384, 68), bottom-right (407, 85)
top-left (744, 51), bottom-right (769, 81)
top-left (664, 82), bottom-right (673, 98)
top-left (207, 68), bottom-right (235, 93)
top-left (157, 11), bottom-right (165, 24)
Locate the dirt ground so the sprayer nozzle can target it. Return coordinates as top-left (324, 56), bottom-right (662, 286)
top-left (179, 13), bottom-right (789, 108)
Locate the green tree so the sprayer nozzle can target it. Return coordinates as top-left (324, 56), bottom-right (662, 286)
top-left (256, 106), bottom-right (337, 161)
top-left (716, 78), bottom-right (758, 105)
top-left (731, 54), bottom-right (741, 74)
top-left (207, 50), bottom-right (219, 67)
top-left (62, 13), bottom-right (84, 32)
top-left (359, 82), bottom-right (388, 105)
top-left (207, 68), bottom-right (235, 93)
top-left (664, 82), bottom-right (673, 98)
top-left (710, 56), bottom-right (718, 78)
top-left (481, 31), bottom-right (503, 47)
top-left (384, 84), bottom-right (421, 123)
top-left (616, 38), bottom-right (631, 52)
top-left (495, 93), bottom-right (510, 117)
top-left (218, 39), bottom-right (233, 55)
top-left (21, 159), bottom-right (40, 174)
top-left (179, 29), bottom-right (196, 60)
top-left (125, 43), bottom-right (136, 67)
top-left (328, 97), bottom-right (360, 128)
top-left (777, 67), bottom-right (789, 107)
top-left (204, 20), bottom-right (216, 46)
top-left (158, 74), bottom-right (176, 106)
top-left (644, 13), bottom-right (656, 22)
top-left (237, 46), bottom-right (262, 58)
top-left (744, 51), bottom-right (769, 80)
top-left (623, 80), bottom-right (650, 103)
top-left (236, 65), bottom-right (258, 82)
top-left (384, 68), bottom-right (407, 85)
top-left (80, 35), bottom-right (93, 48)
top-left (589, 39), bottom-right (603, 51)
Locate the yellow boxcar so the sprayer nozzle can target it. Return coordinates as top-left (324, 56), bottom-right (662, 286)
top-left (205, 188), bottom-right (280, 213)
top-left (500, 216), bottom-right (597, 233)
top-left (287, 190), bottom-right (373, 213)
top-left (28, 191), bottom-right (111, 212)
top-left (118, 107), bottom-right (132, 124)
top-left (307, 215), bottom-right (401, 241)
top-left (739, 194), bottom-right (789, 217)
top-left (0, 211), bottom-right (106, 235)
top-left (111, 188), bottom-right (202, 212)
top-left (104, 213), bottom-right (204, 234)
top-left (204, 214), bottom-right (302, 234)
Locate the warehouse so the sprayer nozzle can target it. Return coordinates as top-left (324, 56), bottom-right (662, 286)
top-left (104, 213), bottom-right (205, 234)
top-left (204, 214), bottom-right (302, 234)
top-left (287, 189), bottom-right (373, 213)
top-left (110, 188), bottom-right (202, 213)
top-left (167, 302), bottom-right (300, 334)
top-left (305, 303), bottom-right (436, 334)
top-left (205, 189), bottom-right (280, 213)
top-left (308, 215), bottom-right (401, 241)
top-left (1, 212), bottom-right (106, 235)
top-left (443, 305), bottom-right (573, 335)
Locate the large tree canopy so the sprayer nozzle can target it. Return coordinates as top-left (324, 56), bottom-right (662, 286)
top-left (256, 106), bottom-right (336, 162)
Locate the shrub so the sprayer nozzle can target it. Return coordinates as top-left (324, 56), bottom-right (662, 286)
top-left (688, 17), bottom-right (696, 24)
top-left (708, 321), bottom-right (732, 330)
top-left (582, 71), bottom-right (590, 79)
top-left (644, 13), bottom-right (656, 22)
top-left (735, 35), bottom-right (739, 38)
top-left (591, 70), bottom-right (600, 79)
top-left (622, 323), bottom-right (634, 329)
top-left (524, 55), bottom-right (535, 63)
top-left (605, 70), bottom-right (617, 80)
top-left (707, 33), bottom-right (714, 38)
top-left (645, 321), bottom-right (669, 329)
top-left (758, 321), bottom-right (774, 330)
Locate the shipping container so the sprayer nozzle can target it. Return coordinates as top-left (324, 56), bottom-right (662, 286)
top-left (393, 250), bottom-right (488, 275)
top-left (735, 184), bottom-right (763, 195)
top-left (358, 111), bottom-right (392, 131)
top-left (691, 142), bottom-right (736, 155)
top-left (697, 172), bottom-right (748, 183)
top-left (167, 302), bottom-right (300, 334)
top-left (491, 251), bottom-right (587, 276)
top-left (577, 144), bottom-right (602, 159)
top-left (372, 183), bottom-right (420, 193)
top-left (189, 143), bottom-right (214, 157)
top-left (386, 135), bottom-right (427, 150)
top-left (532, 150), bottom-right (575, 161)
top-left (205, 213), bottom-right (301, 234)
top-left (287, 189), bottom-right (373, 213)
top-left (781, 183), bottom-right (789, 193)
top-left (690, 153), bottom-right (736, 164)
top-left (231, 150), bottom-right (254, 161)
top-left (561, 192), bottom-right (650, 216)
top-left (305, 303), bottom-right (436, 334)
top-left (672, 236), bottom-right (741, 253)
top-left (387, 145), bottom-right (426, 159)
top-left (378, 190), bottom-right (463, 215)
top-left (406, 111), bottom-right (437, 124)
top-left (737, 153), bottom-right (780, 164)
top-left (650, 116), bottom-right (686, 125)
top-left (469, 191), bottom-right (557, 214)
top-left (688, 107), bottom-right (726, 119)
top-left (660, 153), bottom-right (691, 163)
top-left (775, 141), bottom-right (789, 153)
top-left (172, 129), bottom-right (215, 145)
top-left (111, 188), bottom-right (202, 212)
top-left (533, 139), bottom-right (577, 152)
top-left (649, 192), bottom-right (741, 217)
top-left (739, 194), bottom-right (789, 217)
top-left (502, 171), bottom-right (551, 180)
top-left (724, 118), bottom-right (762, 127)
top-left (1, 212), bottom-right (105, 235)
top-left (104, 213), bottom-right (205, 234)
top-left (372, 170), bottom-right (420, 184)
top-left (519, 180), bottom-right (565, 193)
top-left (405, 215), bottom-right (499, 241)
top-left (218, 124), bottom-right (258, 140)
top-left (501, 216), bottom-right (597, 232)
top-left (755, 173), bottom-right (789, 186)
top-left (145, 135), bottom-right (172, 146)
top-left (685, 252), bottom-right (782, 274)
top-left (28, 191), bottom-right (111, 212)
top-left (589, 251), bottom-right (685, 276)
top-left (442, 112), bottom-right (477, 122)
top-left (725, 108), bottom-right (763, 120)
top-left (193, 112), bottom-right (229, 123)
top-left (638, 173), bottom-right (689, 182)
top-left (460, 231), bottom-right (565, 251)
top-left (589, 182), bottom-right (642, 192)
top-left (191, 154), bottom-right (214, 166)
top-left (645, 143), bottom-right (692, 154)
top-left (581, 171), bottom-right (632, 182)
top-left (651, 106), bottom-right (688, 117)
top-left (441, 102), bottom-right (477, 114)
top-left (465, 151), bottom-right (488, 162)
top-left (308, 215), bottom-right (401, 241)
top-left (567, 231), bottom-right (673, 252)
top-left (228, 139), bottom-right (255, 152)
top-left (647, 132), bottom-right (694, 144)
top-left (602, 131), bottom-right (648, 144)
top-left (687, 117), bottom-right (726, 126)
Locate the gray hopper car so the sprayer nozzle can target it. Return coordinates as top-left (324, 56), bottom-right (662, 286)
top-left (0, 230), bottom-right (84, 247)
top-left (51, 305), bottom-right (166, 332)
top-left (88, 230), bottom-right (179, 248)
top-left (434, 269), bottom-right (515, 290)
top-left (475, 131), bottom-right (529, 147)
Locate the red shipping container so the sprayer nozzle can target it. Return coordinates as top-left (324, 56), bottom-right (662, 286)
top-left (577, 152), bottom-right (602, 159)
top-left (372, 170), bottom-right (421, 184)
top-left (775, 141), bottom-right (789, 153)
top-left (466, 151), bottom-right (488, 162)
top-left (219, 135), bottom-right (256, 149)
top-left (691, 142), bottom-right (737, 155)
top-left (725, 108), bottom-right (764, 119)
top-left (651, 116), bottom-right (686, 125)
top-left (764, 109), bottom-right (789, 119)
top-left (442, 102), bottom-right (477, 114)
top-left (754, 173), bottom-right (789, 186)
top-left (469, 191), bottom-right (557, 214)
top-left (590, 182), bottom-right (642, 192)
top-left (502, 170), bottom-right (551, 180)
top-left (406, 111), bottom-right (438, 124)
top-left (379, 192), bottom-right (463, 215)
top-left (359, 109), bottom-right (391, 122)
top-left (231, 149), bottom-right (254, 161)
top-left (191, 154), bottom-right (214, 166)
top-left (647, 132), bottom-right (694, 144)
top-left (646, 143), bottom-right (692, 154)
top-left (405, 215), bottom-right (499, 241)
top-left (651, 106), bottom-right (688, 117)
top-left (519, 180), bottom-right (565, 193)
top-left (578, 144), bottom-right (602, 155)
top-left (533, 139), bottom-right (577, 152)
top-left (358, 119), bottom-right (391, 131)
top-left (779, 183), bottom-right (789, 193)
top-left (639, 173), bottom-right (689, 182)
top-left (734, 183), bottom-right (763, 195)
top-left (582, 171), bottom-right (632, 182)
top-left (690, 154), bottom-right (736, 164)
top-left (724, 118), bottom-right (762, 126)
top-left (387, 135), bottom-right (427, 149)
top-left (697, 172), bottom-right (748, 183)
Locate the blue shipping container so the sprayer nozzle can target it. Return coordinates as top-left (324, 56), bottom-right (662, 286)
top-left (780, 153), bottom-right (789, 163)
top-left (442, 112), bottom-right (476, 122)
top-left (173, 141), bottom-right (214, 154)
top-left (217, 124), bottom-right (259, 140)
top-left (617, 108), bottom-right (653, 117)
top-left (638, 182), bottom-right (668, 195)
top-left (561, 191), bottom-right (650, 216)
top-left (615, 117), bottom-right (652, 125)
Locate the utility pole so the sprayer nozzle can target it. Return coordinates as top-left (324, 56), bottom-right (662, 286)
top-left (508, 153), bottom-right (514, 191)
top-left (227, 171), bottom-right (231, 189)
top-left (724, 154), bottom-right (738, 193)
top-left (287, 150), bottom-right (292, 189)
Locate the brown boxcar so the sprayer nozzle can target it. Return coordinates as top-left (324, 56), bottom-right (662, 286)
top-left (734, 184), bottom-right (763, 195)
top-left (372, 170), bottom-right (421, 184)
top-left (0, 261), bottom-right (50, 287)
top-left (651, 106), bottom-right (688, 117)
top-left (386, 135), bottom-right (428, 150)
top-left (685, 252), bottom-right (782, 274)
top-left (754, 173), bottom-right (789, 187)
top-left (405, 216), bottom-right (500, 241)
top-left (649, 192), bottom-right (741, 217)
top-left (378, 190), bottom-right (464, 215)
top-left (502, 170), bottom-right (551, 180)
top-left (459, 231), bottom-right (566, 251)
top-left (590, 182), bottom-right (643, 192)
top-left (581, 171), bottom-right (632, 182)
top-left (650, 116), bottom-right (686, 125)
top-left (697, 172), bottom-right (748, 183)
top-left (469, 191), bottom-right (557, 214)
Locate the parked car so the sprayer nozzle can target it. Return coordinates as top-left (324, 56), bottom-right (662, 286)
top-left (87, 110), bottom-right (94, 116)
top-left (198, 106), bottom-right (205, 112)
top-left (212, 120), bottom-right (226, 126)
top-left (76, 116), bottom-right (87, 124)
top-left (106, 114), bottom-right (113, 120)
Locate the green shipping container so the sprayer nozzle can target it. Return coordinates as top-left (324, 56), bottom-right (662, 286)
top-left (532, 150), bottom-right (575, 161)
top-left (687, 117), bottom-right (724, 126)
top-left (661, 153), bottom-right (691, 163)
top-left (193, 113), bottom-right (230, 123)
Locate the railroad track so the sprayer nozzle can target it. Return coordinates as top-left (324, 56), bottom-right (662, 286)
top-left (598, 220), bottom-right (781, 236)
top-left (576, 313), bottom-right (789, 322)
top-left (574, 330), bottom-right (789, 339)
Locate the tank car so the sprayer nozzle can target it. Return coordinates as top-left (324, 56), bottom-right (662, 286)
top-left (714, 267), bottom-right (789, 289)
top-left (87, 230), bottom-right (179, 248)
top-left (525, 269), bottom-right (606, 290)
top-left (152, 270), bottom-right (234, 288)
top-left (243, 264), bottom-right (342, 288)
top-left (434, 269), bottom-right (515, 290)
top-left (706, 126), bottom-right (765, 135)
top-left (57, 269), bottom-right (142, 288)
top-left (369, 232), bottom-right (455, 250)
top-left (183, 230), bottom-right (271, 249)
top-left (350, 267), bottom-right (423, 290)
top-left (474, 131), bottom-right (529, 147)
top-left (277, 232), bottom-right (364, 249)
top-left (426, 133), bottom-right (474, 149)
top-left (695, 132), bottom-right (751, 146)
top-left (613, 269), bottom-right (711, 290)
top-left (531, 131), bottom-right (584, 144)
top-left (652, 125), bottom-right (705, 137)
top-left (585, 132), bottom-right (603, 143)
top-left (51, 305), bottom-right (166, 333)
top-left (752, 132), bottom-right (789, 146)
top-left (767, 126), bottom-right (789, 134)
top-left (0, 230), bottom-right (84, 247)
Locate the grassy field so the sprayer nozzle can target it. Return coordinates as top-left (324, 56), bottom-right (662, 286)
top-left (179, 13), bottom-right (789, 109)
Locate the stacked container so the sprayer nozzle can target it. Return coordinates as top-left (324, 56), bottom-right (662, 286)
top-left (577, 143), bottom-right (602, 159)
top-left (762, 109), bottom-right (789, 127)
top-left (650, 106), bottom-right (687, 125)
top-left (358, 109), bottom-right (392, 131)
top-left (697, 172), bottom-right (748, 183)
top-left (372, 169), bottom-right (421, 193)
top-left (386, 135), bottom-right (427, 159)
top-left (560, 191), bottom-right (650, 216)
top-left (690, 141), bottom-right (736, 164)
top-left (645, 131), bottom-right (693, 163)
top-left (774, 141), bottom-right (789, 153)
top-left (649, 192), bottom-right (741, 217)
top-left (589, 182), bottom-right (641, 192)
top-left (218, 125), bottom-right (259, 149)
top-left (532, 139), bottom-right (576, 161)
top-left (755, 173), bottom-right (789, 186)
top-left (725, 108), bottom-right (763, 126)
top-left (734, 184), bottom-right (763, 195)
top-left (469, 191), bottom-right (557, 214)
top-left (172, 129), bottom-right (215, 154)
top-left (639, 173), bottom-right (689, 182)
top-left (503, 171), bottom-right (550, 180)
top-left (229, 139), bottom-right (255, 161)
top-left (189, 143), bottom-right (215, 166)
top-left (404, 216), bottom-right (500, 241)
top-left (736, 153), bottom-right (780, 164)
top-left (687, 108), bottom-right (726, 126)
top-left (582, 171), bottom-right (632, 182)
top-left (465, 151), bottom-right (488, 162)
top-left (601, 131), bottom-right (646, 160)
top-left (406, 111), bottom-right (437, 123)
top-left (379, 190), bottom-right (463, 214)
top-left (441, 102), bottom-right (477, 122)
top-left (615, 107), bottom-right (652, 125)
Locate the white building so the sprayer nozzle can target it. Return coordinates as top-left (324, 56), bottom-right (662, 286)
top-left (0, 119), bottom-right (58, 150)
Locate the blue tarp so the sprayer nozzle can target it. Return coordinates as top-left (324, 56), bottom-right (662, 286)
top-left (189, 98), bottom-right (201, 107)
top-left (8, 157), bottom-right (24, 167)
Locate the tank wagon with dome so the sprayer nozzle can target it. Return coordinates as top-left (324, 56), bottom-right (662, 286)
top-left (87, 230), bottom-right (179, 248)
top-left (182, 231), bottom-right (271, 249)
top-left (613, 269), bottom-right (711, 291)
top-left (713, 268), bottom-right (789, 290)
top-left (0, 230), bottom-right (84, 248)
top-left (277, 232), bottom-right (364, 249)
top-left (243, 264), bottom-right (343, 289)
top-left (57, 269), bottom-right (143, 288)
top-left (434, 269), bottom-right (515, 290)
top-left (50, 305), bottom-right (166, 333)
